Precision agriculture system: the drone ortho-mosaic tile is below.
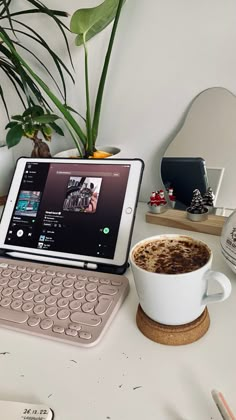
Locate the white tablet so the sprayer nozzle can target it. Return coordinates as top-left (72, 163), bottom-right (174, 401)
top-left (0, 157), bottom-right (144, 274)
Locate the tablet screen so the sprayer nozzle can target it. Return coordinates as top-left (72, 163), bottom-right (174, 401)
top-left (0, 158), bottom-right (144, 269)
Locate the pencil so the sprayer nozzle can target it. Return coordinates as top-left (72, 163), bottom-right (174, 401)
top-left (211, 389), bottom-right (235, 420)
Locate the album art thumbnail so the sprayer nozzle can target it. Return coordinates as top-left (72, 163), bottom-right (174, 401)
top-left (63, 176), bottom-right (102, 213)
top-left (14, 190), bottom-right (41, 217)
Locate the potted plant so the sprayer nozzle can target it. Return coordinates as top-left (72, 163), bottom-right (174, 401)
top-left (1, 0), bottom-right (126, 158)
top-left (0, 1), bottom-right (74, 136)
top-left (5, 105), bottom-right (64, 157)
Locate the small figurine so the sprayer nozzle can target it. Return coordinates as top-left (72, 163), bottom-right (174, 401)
top-left (148, 188), bottom-right (168, 213)
top-left (167, 187), bottom-right (176, 208)
top-left (186, 189), bottom-right (208, 221)
top-left (203, 187), bottom-right (215, 208)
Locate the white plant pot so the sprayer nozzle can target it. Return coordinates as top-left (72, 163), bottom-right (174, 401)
top-left (54, 145), bottom-right (121, 158)
top-left (0, 146), bottom-right (15, 199)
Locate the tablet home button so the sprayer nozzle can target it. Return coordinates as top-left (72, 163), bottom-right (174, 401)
top-left (126, 207), bottom-right (132, 214)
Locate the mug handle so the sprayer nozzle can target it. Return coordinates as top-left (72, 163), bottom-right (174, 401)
top-left (201, 270), bottom-right (232, 305)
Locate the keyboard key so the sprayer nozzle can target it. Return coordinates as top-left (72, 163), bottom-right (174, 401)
top-left (63, 279), bottom-right (74, 288)
top-left (2, 287), bottom-right (13, 297)
top-left (51, 287), bottom-right (61, 296)
top-left (45, 307), bottom-right (57, 317)
top-left (34, 294), bottom-right (45, 303)
top-left (95, 296), bottom-right (113, 315)
top-left (21, 273), bottom-right (32, 281)
top-left (34, 304), bottom-right (45, 315)
top-left (68, 323), bottom-right (81, 331)
top-left (77, 275), bottom-right (87, 281)
top-left (52, 325), bottom-right (64, 334)
top-left (88, 276), bottom-right (99, 283)
top-left (56, 272), bottom-right (66, 278)
top-left (31, 274), bottom-right (42, 282)
top-left (74, 281), bottom-right (85, 290)
top-left (8, 279), bottom-right (19, 288)
top-left (39, 284), bottom-right (50, 294)
top-left (86, 293), bottom-right (97, 302)
top-left (62, 289), bottom-right (73, 298)
top-left (28, 316), bottom-right (40, 327)
top-left (74, 290), bottom-right (85, 300)
top-left (11, 300), bottom-right (22, 310)
top-left (40, 318), bottom-right (53, 330)
top-left (65, 328), bottom-right (77, 337)
top-left (99, 278), bottom-right (110, 285)
top-left (52, 277), bottom-right (63, 286)
top-left (19, 281), bottom-right (30, 290)
top-left (67, 273), bottom-right (76, 279)
top-left (11, 271), bottom-right (22, 279)
top-left (70, 312), bottom-right (101, 326)
top-left (0, 278), bottom-right (8, 286)
top-left (29, 283), bottom-right (39, 292)
top-left (57, 298), bottom-right (69, 308)
top-left (27, 267), bottom-right (36, 273)
top-left (79, 331), bottom-right (92, 340)
top-left (81, 302), bottom-right (95, 313)
top-left (58, 309), bottom-right (70, 320)
top-left (97, 285), bottom-right (118, 295)
top-left (86, 283), bottom-right (97, 292)
top-left (41, 275), bottom-right (53, 284)
top-left (2, 270), bottom-right (12, 277)
top-left (69, 300), bottom-right (81, 310)
top-left (17, 266), bottom-right (26, 271)
top-left (46, 270), bottom-right (55, 276)
top-left (45, 296), bottom-right (57, 306)
top-left (23, 291), bottom-right (34, 301)
top-left (22, 302), bottom-right (34, 312)
top-left (12, 290), bottom-right (23, 299)
top-left (1, 298), bottom-right (12, 307)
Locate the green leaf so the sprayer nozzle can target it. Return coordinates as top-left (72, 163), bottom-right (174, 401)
top-left (42, 125), bottom-right (52, 136)
top-left (11, 114), bottom-right (25, 122)
top-left (70, 0), bottom-right (124, 46)
top-left (49, 121), bottom-right (64, 136)
top-left (23, 105), bottom-right (44, 117)
top-left (33, 114), bottom-right (60, 124)
top-left (6, 124), bottom-right (24, 148)
top-left (5, 121), bottom-right (18, 129)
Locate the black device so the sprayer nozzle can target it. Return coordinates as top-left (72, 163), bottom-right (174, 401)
top-left (161, 157), bottom-right (209, 210)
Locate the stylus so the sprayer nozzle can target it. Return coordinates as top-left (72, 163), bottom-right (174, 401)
top-left (6, 252), bottom-right (98, 270)
top-left (211, 389), bottom-right (235, 420)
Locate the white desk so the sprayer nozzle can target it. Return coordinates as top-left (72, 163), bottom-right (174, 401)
top-left (0, 202), bottom-right (235, 420)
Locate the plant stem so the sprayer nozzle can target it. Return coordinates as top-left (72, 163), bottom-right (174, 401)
top-left (92, 0), bottom-right (124, 143)
top-left (83, 35), bottom-right (93, 157)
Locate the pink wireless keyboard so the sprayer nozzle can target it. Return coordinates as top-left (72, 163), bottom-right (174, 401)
top-left (0, 258), bottom-right (129, 347)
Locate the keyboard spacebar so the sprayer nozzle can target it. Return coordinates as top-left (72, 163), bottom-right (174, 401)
top-left (0, 308), bottom-right (28, 324)
top-left (71, 312), bottom-right (101, 326)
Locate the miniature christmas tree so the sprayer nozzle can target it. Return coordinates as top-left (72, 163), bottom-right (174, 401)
top-left (188, 189), bottom-right (207, 214)
top-left (203, 187), bottom-right (215, 207)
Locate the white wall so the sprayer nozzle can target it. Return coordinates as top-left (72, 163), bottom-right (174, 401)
top-left (2, 0), bottom-right (236, 203)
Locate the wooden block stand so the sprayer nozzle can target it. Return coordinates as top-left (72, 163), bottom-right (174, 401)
top-left (136, 305), bottom-right (210, 345)
top-left (146, 209), bottom-right (226, 236)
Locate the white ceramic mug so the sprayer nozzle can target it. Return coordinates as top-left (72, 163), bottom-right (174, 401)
top-left (130, 234), bottom-right (232, 325)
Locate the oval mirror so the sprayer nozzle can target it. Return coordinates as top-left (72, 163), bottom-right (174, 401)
top-left (161, 87), bottom-right (236, 213)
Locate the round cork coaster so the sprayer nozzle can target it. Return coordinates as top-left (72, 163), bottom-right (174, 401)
top-left (136, 305), bottom-right (210, 346)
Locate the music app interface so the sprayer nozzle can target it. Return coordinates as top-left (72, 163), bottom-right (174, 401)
top-left (5, 162), bottom-right (130, 259)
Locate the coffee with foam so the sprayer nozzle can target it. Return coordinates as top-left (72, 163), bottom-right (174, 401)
top-left (132, 236), bottom-right (210, 274)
